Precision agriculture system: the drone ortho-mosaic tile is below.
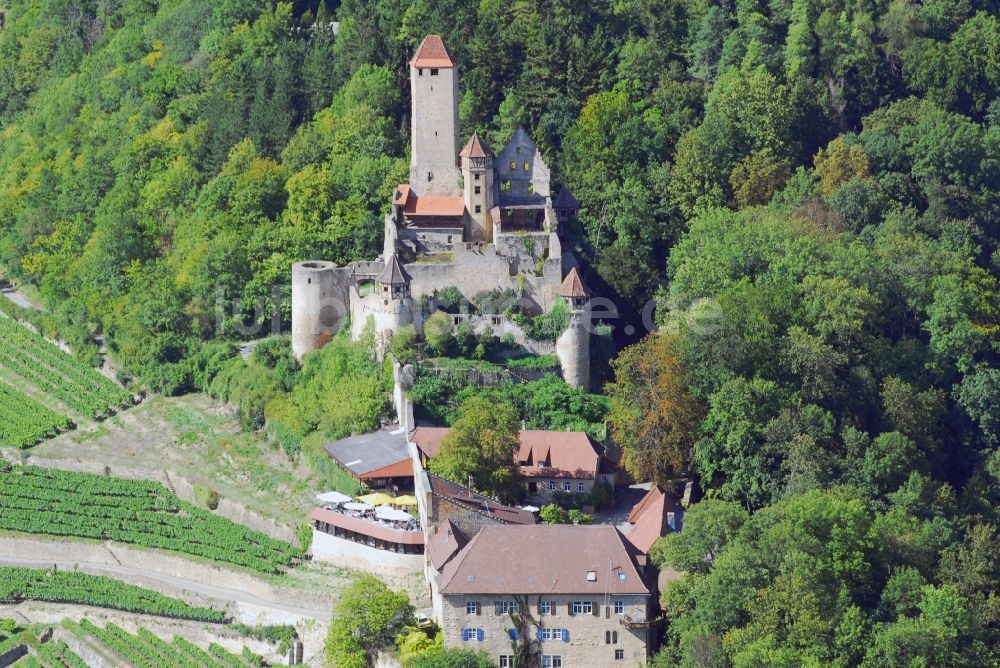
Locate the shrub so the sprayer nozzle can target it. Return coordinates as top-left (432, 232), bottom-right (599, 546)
top-left (589, 482), bottom-right (613, 510)
top-left (424, 311), bottom-right (454, 355)
top-left (474, 288), bottom-right (520, 314)
top-left (568, 509), bottom-right (594, 524)
top-left (525, 300), bottom-right (571, 341)
top-left (297, 523), bottom-right (313, 551)
top-left (435, 287), bottom-right (465, 313)
top-left (230, 624), bottom-right (298, 654)
top-left (390, 324), bottom-right (419, 364)
top-left (540, 503), bottom-right (569, 524)
top-left (195, 486), bottom-right (220, 510)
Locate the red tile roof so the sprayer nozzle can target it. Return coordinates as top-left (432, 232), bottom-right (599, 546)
top-left (411, 427), bottom-right (451, 459)
top-left (310, 508), bottom-right (424, 545)
top-left (403, 195), bottom-right (466, 218)
top-left (438, 525), bottom-right (651, 595)
top-left (556, 267), bottom-right (590, 298)
top-left (357, 458), bottom-right (413, 480)
top-left (624, 486), bottom-right (682, 554)
top-left (516, 430), bottom-right (600, 480)
top-left (410, 35), bottom-right (456, 68)
top-left (393, 184), bottom-right (412, 206)
top-left (413, 428), bottom-right (600, 480)
top-left (426, 472), bottom-right (536, 525)
top-left (426, 519), bottom-right (467, 571)
top-left (459, 132), bottom-right (491, 158)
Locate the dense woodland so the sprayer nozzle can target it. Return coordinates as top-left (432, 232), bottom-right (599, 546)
top-left (0, 0), bottom-right (998, 666)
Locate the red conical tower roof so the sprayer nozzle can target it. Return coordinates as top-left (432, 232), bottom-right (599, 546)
top-left (410, 35), bottom-right (457, 68)
top-left (460, 131), bottom-right (491, 158)
top-left (556, 267), bottom-right (590, 298)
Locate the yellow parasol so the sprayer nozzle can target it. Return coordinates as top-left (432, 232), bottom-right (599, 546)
top-left (357, 492), bottom-right (395, 506)
top-left (393, 495), bottom-right (418, 507)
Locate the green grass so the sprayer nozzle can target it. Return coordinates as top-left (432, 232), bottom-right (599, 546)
top-left (412, 252), bottom-right (455, 264)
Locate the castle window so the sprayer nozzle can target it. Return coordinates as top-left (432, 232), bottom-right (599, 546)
top-left (431, 68), bottom-right (439, 75)
top-left (528, 182), bottom-right (534, 193)
top-left (523, 162), bottom-right (529, 171)
top-left (502, 180), bottom-right (511, 191)
top-left (510, 161), bottom-right (517, 170)
top-left (474, 186), bottom-right (481, 194)
top-left (474, 173), bottom-right (481, 181)
top-left (475, 205), bottom-right (481, 213)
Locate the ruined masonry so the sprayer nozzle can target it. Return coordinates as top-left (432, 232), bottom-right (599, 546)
top-left (291, 35), bottom-right (590, 388)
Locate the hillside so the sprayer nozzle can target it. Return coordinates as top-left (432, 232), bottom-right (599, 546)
top-left (0, 0), bottom-right (998, 666)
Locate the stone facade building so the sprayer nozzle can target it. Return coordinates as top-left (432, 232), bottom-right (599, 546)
top-left (436, 525), bottom-right (657, 667)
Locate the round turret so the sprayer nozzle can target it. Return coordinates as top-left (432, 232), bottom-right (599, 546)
top-left (555, 267), bottom-right (591, 390)
top-left (291, 261), bottom-right (342, 360)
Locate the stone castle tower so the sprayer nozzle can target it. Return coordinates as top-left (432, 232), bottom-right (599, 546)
top-left (291, 261), bottom-right (340, 360)
top-left (555, 267), bottom-right (591, 390)
top-left (409, 35), bottom-right (461, 196)
top-left (460, 132), bottom-right (494, 242)
top-left (372, 254), bottom-right (415, 341)
top-left (290, 35), bottom-right (591, 390)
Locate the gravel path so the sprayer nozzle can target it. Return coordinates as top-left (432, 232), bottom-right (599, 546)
top-left (0, 557), bottom-right (333, 622)
top-left (0, 286), bottom-right (38, 310)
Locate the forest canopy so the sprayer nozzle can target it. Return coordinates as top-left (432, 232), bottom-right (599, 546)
top-left (0, 1), bottom-right (998, 664)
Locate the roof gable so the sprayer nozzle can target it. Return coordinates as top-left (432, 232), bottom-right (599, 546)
top-left (410, 35), bottom-right (456, 68)
top-left (378, 254), bottom-right (412, 284)
top-left (556, 267), bottom-right (590, 298)
top-left (460, 132), bottom-right (491, 158)
top-left (438, 525), bottom-right (651, 595)
top-left (624, 486), bottom-right (683, 553)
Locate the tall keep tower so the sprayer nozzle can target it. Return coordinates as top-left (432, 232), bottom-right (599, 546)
top-left (555, 267), bottom-right (591, 390)
top-left (460, 132), bottom-right (494, 242)
top-left (409, 35), bottom-right (461, 196)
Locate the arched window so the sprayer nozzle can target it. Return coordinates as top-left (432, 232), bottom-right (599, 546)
top-left (612, 631), bottom-right (618, 644)
top-left (605, 631), bottom-right (611, 644)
